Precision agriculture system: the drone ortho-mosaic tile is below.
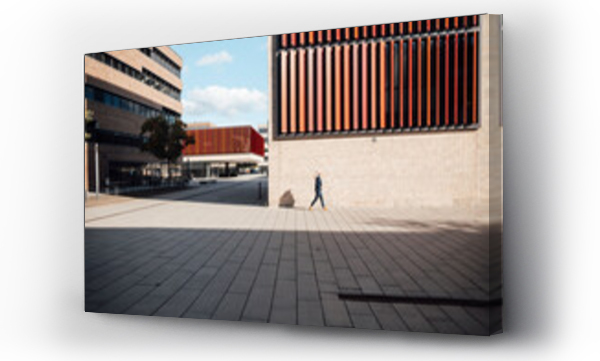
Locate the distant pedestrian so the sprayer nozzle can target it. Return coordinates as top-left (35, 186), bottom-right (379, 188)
top-left (309, 172), bottom-right (327, 211)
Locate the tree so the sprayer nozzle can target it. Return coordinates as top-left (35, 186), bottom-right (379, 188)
top-left (139, 116), bottom-right (194, 179)
top-left (84, 110), bottom-right (96, 141)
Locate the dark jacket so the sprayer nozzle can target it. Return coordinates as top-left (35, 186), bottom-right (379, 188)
top-left (315, 176), bottom-right (322, 193)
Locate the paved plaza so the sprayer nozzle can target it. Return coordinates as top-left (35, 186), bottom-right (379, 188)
top-left (85, 175), bottom-right (501, 335)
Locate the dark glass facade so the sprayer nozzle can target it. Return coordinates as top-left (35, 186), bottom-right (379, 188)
top-left (85, 84), bottom-right (180, 122)
top-left (138, 47), bottom-right (182, 77)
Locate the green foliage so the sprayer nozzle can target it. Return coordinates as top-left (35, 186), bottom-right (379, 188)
top-left (140, 116), bottom-right (195, 165)
top-left (84, 110), bottom-right (96, 141)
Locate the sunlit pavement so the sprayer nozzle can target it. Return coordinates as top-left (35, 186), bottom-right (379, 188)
top-left (85, 174), bottom-right (501, 335)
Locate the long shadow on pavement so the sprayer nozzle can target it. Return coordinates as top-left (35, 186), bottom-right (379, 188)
top-left (126, 176), bottom-right (269, 207)
top-left (85, 224), bottom-right (501, 336)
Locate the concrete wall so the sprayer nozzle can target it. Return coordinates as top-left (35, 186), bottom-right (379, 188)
top-left (488, 15), bottom-right (503, 223)
top-left (268, 15), bottom-right (502, 211)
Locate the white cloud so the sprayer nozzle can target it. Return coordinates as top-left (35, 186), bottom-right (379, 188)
top-left (195, 51), bottom-right (233, 67)
top-left (183, 86), bottom-right (267, 118)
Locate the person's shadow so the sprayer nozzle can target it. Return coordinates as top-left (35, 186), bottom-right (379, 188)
top-left (278, 190), bottom-right (295, 208)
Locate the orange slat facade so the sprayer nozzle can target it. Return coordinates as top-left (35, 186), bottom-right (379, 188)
top-left (183, 126), bottom-right (265, 157)
top-left (280, 52), bottom-right (288, 134)
top-left (380, 40), bottom-right (386, 129)
top-left (276, 15), bottom-right (480, 137)
top-left (308, 48), bottom-right (315, 133)
top-left (343, 44), bottom-right (351, 131)
top-left (371, 41), bottom-right (377, 129)
top-left (290, 50), bottom-right (297, 133)
top-left (352, 44), bottom-right (360, 130)
top-left (299, 49), bottom-right (306, 133)
top-left (389, 39), bottom-right (395, 129)
top-left (334, 45), bottom-right (342, 131)
top-left (417, 37), bottom-right (422, 127)
top-left (316, 47), bottom-right (324, 132)
top-left (325, 47), bottom-right (332, 132)
top-left (361, 43), bottom-right (368, 130)
top-left (408, 37), bottom-right (413, 128)
top-left (473, 31), bottom-right (478, 124)
top-left (427, 36), bottom-right (431, 127)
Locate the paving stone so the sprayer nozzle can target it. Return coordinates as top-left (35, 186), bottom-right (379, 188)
top-left (86, 252), bottom-right (156, 291)
top-left (153, 288), bottom-right (202, 318)
top-left (440, 306), bottom-right (489, 335)
top-left (345, 301), bottom-right (373, 316)
top-left (296, 256), bottom-right (315, 275)
top-left (241, 286), bottom-right (273, 323)
top-left (270, 280), bottom-right (297, 325)
top-left (418, 305), bottom-right (466, 335)
top-left (349, 314), bottom-right (381, 330)
top-left (183, 264), bottom-right (241, 319)
top-left (321, 295), bottom-right (352, 328)
top-left (314, 261), bottom-right (336, 284)
top-left (297, 274), bottom-right (320, 302)
top-left (126, 269), bottom-right (194, 316)
top-left (95, 285), bottom-right (154, 314)
top-left (182, 267), bottom-right (219, 290)
top-left (277, 260), bottom-right (296, 281)
top-left (228, 269), bottom-right (259, 294)
top-left (334, 268), bottom-right (359, 290)
top-left (393, 303), bottom-right (437, 333)
top-left (464, 307), bottom-right (490, 329)
top-left (356, 276), bottom-right (383, 294)
top-left (212, 292), bottom-right (248, 321)
top-left (298, 300), bottom-right (325, 327)
top-left (86, 273), bottom-right (143, 310)
top-left (370, 303), bottom-right (409, 331)
top-left (346, 257), bottom-right (371, 277)
top-left (252, 264), bottom-right (277, 289)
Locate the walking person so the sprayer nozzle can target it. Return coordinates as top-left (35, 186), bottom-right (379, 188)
top-left (309, 172), bottom-right (327, 211)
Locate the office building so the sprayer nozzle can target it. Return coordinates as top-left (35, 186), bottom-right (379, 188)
top-left (84, 46), bottom-right (183, 192)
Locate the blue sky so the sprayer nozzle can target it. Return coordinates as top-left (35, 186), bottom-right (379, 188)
top-left (172, 36), bottom-right (268, 128)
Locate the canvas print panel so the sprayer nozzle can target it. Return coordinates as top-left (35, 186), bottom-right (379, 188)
top-left (84, 14), bottom-right (502, 335)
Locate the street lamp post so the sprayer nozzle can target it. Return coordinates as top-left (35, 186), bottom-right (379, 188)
top-left (85, 110), bottom-right (100, 200)
top-left (94, 142), bottom-right (100, 199)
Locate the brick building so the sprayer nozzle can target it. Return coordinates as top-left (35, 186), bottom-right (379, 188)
top-left (268, 14), bottom-right (502, 216)
top-left (84, 46), bottom-right (183, 192)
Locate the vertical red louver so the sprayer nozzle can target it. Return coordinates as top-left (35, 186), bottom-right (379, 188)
top-left (308, 48), bottom-right (315, 133)
top-left (334, 45), bottom-right (342, 131)
top-left (298, 48), bottom-right (306, 133)
top-left (316, 47), bottom-right (324, 132)
top-left (325, 46), bottom-right (333, 132)
top-left (361, 42), bottom-right (369, 130)
top-left (380, 39), bottom-right (386, 129)
top-left (290, 50), bottom-right (297, 133)
top-left (343, 44), bottom-right (351, 131)
top-left (352, 44), bottom-right (360, 130)
top-left (280, 51), bottom-right (288, 134)
top-left (371, 41), bottom-right (377, 130)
